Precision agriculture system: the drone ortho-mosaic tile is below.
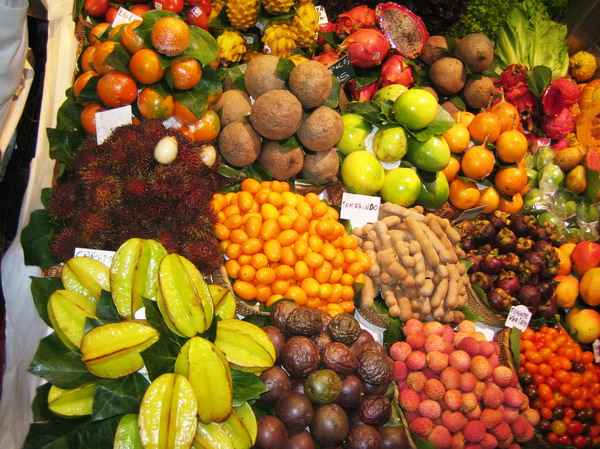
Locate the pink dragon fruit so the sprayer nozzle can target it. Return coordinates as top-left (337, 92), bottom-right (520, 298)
top-left (379, 54), bottom-right (414, 87)
top-left (335, 5), bottom-right (376, 35)
top-left (375, 3), bottom-right (428, 59)
top-left (342, 28), bottom-right (390, 68)
top-left (346, 79), bottom-right (378, 102)
top-left (505, 82), bottom-right (538, 130)
top-left (312, 51), bottom-right (339, 68)
top-left (541, 77), bottom-right (581, 117)
top-left (541, 108), bottom-right (575, 140)
top-left (499, 64), bottom-right (529, 89)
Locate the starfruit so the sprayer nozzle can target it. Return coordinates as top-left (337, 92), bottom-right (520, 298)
top-left (114, 413), bottom-right (143, 449)
top-left (80, 320), bottom-right (159, 378)
top-left (61, 256), bottom-right (110, 302)
top-left (138, 373), bottom-right (198, 449)
top-left (219, 403), bottom-right (256, 449)
top-left (47, 289), bottom-right (97, 350)
top-left (192, 421), bottom-right (235, 449)
top-left (214, 319), bottom-right (275, 373)
top-left (231, 402), bottom-right (257, 446)
top-left (47, 383), bottom-right (96, 417)
top-left (110, 238), bottom-right (167, 319)
top-left (208, 285), bottom-right (236, 320)
top-left (174, 337), bottom-right (233, 424)
top-left (156, 254), bottom-right (214, 338)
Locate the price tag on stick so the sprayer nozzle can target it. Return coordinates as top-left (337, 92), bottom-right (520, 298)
top-left (505, 305), bottom-right (532, 332)
top-left (74, 248), bottom-right (116, 268)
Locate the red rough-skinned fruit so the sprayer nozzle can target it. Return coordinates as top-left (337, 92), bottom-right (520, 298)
top-left (379, 54), bottom-right (414, 87)
top-left (342, 28), bottom-right (390, 68)
top-left (375, 2), bottom-right (428, 59)
top-left (336, 5), bottom-right (376, 35)
top-left (346, 79), bottom-right (378, 102)
top-left (571, 241), bottom-right (600, 275)
top-left (541, 108), bottom-right (575, 140)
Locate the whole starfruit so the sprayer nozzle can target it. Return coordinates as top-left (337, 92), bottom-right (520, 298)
top-left (80, 320), bottom-right (159, 378)
top-left (138, 373), bottom-right (198, 449)
top-left (110, 238), bottom-right (167, 319)
top-left (208, 284), bottom-right (236, 320)
top-left (156, 253), bottom-right (214, 338)
top-left (61, 256), bottom-right (110, 302)
top-left (214, 319), bottom-right (276, 373)
top-left (175, 337), bottom-right (233, 423)
top-left (47, 289), bottom-right (98, 350)
top-left (219, 402), bottom-right (257, 449)
top-left (114, 413), bottom-right (143, 449)
top-left (47, 383), bottom-right (96, 417)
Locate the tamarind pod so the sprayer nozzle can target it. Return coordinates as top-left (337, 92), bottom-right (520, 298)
top-left (405, 216), bottom-right (441, 268)
top-left (422, 220), bottom-right (457, 264)
top-left (454, 293), bottom-right (466, 309)
top-left (421, 297), bottom-right (431, 318)
top-left (457, 262), bottom-right (467, 275)
top-left (444, 277), bottom-right (460, 310)
top-left (455, 247), bottom-right (466, 259)
top-left (352, 227), bottom-right (366, 238)
top-left (379, 249), bottom-right (410, 281)
top-left (433, 305), bottom-right (445, 320)
top-left (382, 285), bottom-right (397, 308)
top-left (365, 250), bottom-right (380, 278)
top-left (406, 240), bottom-right (419, 255)
top-left (363, 240), bottom-right (375, 251)
top-left (375, 221), bottom-right (392, 248)
top-left (380, 215), bottom-right (401, 229)
top-left (413, 251), bottom-right (426, 275)
top-left (367, 230), bottom-right (380, 249)
top-left (419, 278), bottom-right (434, 298)
top-left (442, 310), bottom-right (455, 323)
top-left (379, 202), bottom-right (422, 220)
top-left (441, 218), bottom-right (461, 244)
top-left (412, 205), bottom-right (424, 214)
top-left (414, 272), bottom-right (425, 288)
top-left (388, 304), bottom-right (402, 317)
top-left (430, 277), bottom-right (449, 309)
top-left (360, 275), bottom-right (376, 309)
top-left (380, 271), bottom-right (395, 285)
top-left (401, 255), bottom-right (416, 268)
top-left (425, 214), bottom-right (455, 251)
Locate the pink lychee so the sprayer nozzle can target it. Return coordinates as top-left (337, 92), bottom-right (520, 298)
top-left (466, 405), bottom-right (482, 420)
top-left (418, 399), bottom-right (442, 420)
top-left (480, 408), bottom-right (503, 429)
top-left (423, 320), bottom-right (445, 336)
top-left (471, 355), bottom-right (492, 380)
top-left (394, 360), bottom-right (408, 380)
top-left (500, 405), bottom-right (520, 424)
top-left (461, 372), bottom-right (477, 392)
top-left (399, 388), bottom-right (420, 413)
top-left (521, 408), bottom-right (540, 426)
top-left (483, 385), bottom-right (504, 409)
top-left (461, 392), bottom-right (478, 413)
top-left (442, 410), bottom-right (468, 433)
top-left (427, 350), bottom-right (449, 372)
top-left (409, 416), bottom-right (434, 437)
top-left (444, 389), bottom-right (463, 411)
top-left (440, 366), bottom-right (462, 390)
top-left (441, 325), bottom-right (456, 343)
top-left (403, 318), bottom-right (424, 336)
top-left (491, 421), bottom-right (511, 441)
top-left (451, 431), bottom-right (466, 449)
top-left (480, 433), bottom-right (498, 449)
top-left (449, 350), bottom-right (471, 372)
top-left (503, 387), bottom-right (525, 408)
top-left (457, 320), bottom-right (476, 333)
top-left (511, 415), bottom-right (534, 442)
top-left (463, 420), bottom-right (486, 443)
top-left (425, 334), bottom-right (447, 352)
top-left (425, 378), bottom-right (446, 401)
top-left (406, 333), bottom-right (425, 350)
top-left (429, 425), bottom-right (452, 449)
top-left (390, 341), bottom-right (412, 361)
top-left (474, 381), bottom-right (487, 399)
top-left (492, 365), bottom-right (514, 387)
top-left (406, 350), bottom-right (427, 371)
top-left (407, 371), bottom-right (427, 392)
top-left (458, 336), bottom-right (481, 356)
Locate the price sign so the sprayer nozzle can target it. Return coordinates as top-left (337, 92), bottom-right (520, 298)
top-left (454, 205), bottom-right (487, 224)
top-left (593, 339), bottom-right (600, 363)
top-left (96, 105), bottom-right (133, 145)
top-left (112, 7), bottom-right (142, 26)
top-left (340, 192), bottom-right (380, 229)
top-left (315, 5), bottom-right (328, 26)
top-left (74, 247), bottom-right (116, 267)
top-left (505, 305), bottom-right (532, 332)
top-left (328, 55), bottom-right (355, 83)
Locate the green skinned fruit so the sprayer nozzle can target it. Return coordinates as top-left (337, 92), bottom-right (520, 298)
top-left (47, 289), bottom-right (97, 350)
top-left (208, 285), bottom-right (236, 320)
top-left (214, 319), bottom-right (275, 373)
top-left (193, 422), bottom-right (235, 449)
top-left (114, 414), bottom-right (143, 449)
top-left (61, 257), bottom-right (110, 302)
top-left (219, 406), bottom-right (254, 449)
top-left (138, 373), bottom-right (198, 449)
top-left (48, 383), bottom-right (96, 417)
top-left (174, 337), bottom-right (233, 423)
top-left (110, 238), bottom-right (167, 319)
top-left (80, 320), bottom-right (159, 378)
top-left (156, 254), bottom-right (214, 338)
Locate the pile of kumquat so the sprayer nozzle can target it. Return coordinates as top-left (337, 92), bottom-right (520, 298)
top-left (211, 179), bottom-right (371, 315)
top-left (519, 326), bottom-right (600, 448)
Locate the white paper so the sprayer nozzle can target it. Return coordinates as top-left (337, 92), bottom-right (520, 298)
top-left (111, 7), bottom-right (142, 26)
top-left (340, 192), bottom-right (380, 229)
top-left (96, 105), bottom-right (133, 145)
top-left (315, 5), bottom-right (328, 26)
top-left (505, 305), bottom-right (532, 332)
top-left (73, 247), bottom-right (116, 267)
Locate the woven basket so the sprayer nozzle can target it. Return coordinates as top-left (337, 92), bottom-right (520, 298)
top-left (464, 286), bottom-right (507, 328)
top-left (391, 385), bottom-right (418, 449)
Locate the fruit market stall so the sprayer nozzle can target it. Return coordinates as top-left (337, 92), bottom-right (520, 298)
top-left (1, 0), bottom-right (600, 448)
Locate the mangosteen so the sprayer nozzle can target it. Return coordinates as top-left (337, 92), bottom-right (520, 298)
top-left (499, 252), bottom-right (520, 271)
top-left (346, 424), bottom-right (382, 449)
top-left (495, 271), bottom-right (520, 294)
top-left (540, 248), bottom-right (560, 279)
top-left (479, 243), bottom-right (493, 254)
top-left (496, 227), bottom-right (517, 253)
top-left (517, 284), bottom-right (541, 306)
top-left (455, 220), bottom-right (476, 236)
top-left (464, 253), bottom-right (483, 273)
top-left (473, 219), bottom-right (496, 243)
top-left (489, 210), bottom-right (510, 230)
top-left (509, 214), bottom-right (536, 237)
top-left (577, 408), bottom-right (594, 423)
top-left (479, 254), bottom-right (503, 274)
top-left (515, 237), bottom-right (534, 254)
top-left (470, 271), bottom-right (495, 293)
top-left (521, 251), bottom-right (545, 274)
top-left (533, 239), bottom-right (552, 253)
top-left (532, 225), bottom-right (550, 241)
top-left (487, 288), bottom-right (513, 312)
top-left (537, 280), bottom-right (554, 301)
top-left (537, 296), bottom-right (557, 320)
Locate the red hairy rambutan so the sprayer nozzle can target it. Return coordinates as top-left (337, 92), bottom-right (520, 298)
top-left (47, 183), bottom-right (80, 221)
top-left (51, 227), bottom-right (78, 261)
top-left (181, 237), bottom-right (223, 274)
top-left (87, 176), bottom-right (122, 210)
top-left (123, 177), bottom-right (149, 197)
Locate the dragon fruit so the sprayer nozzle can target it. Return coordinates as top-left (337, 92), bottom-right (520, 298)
top-left (375, 3), bottom-right (428, 59)
top-left (335, 5), bottom-right (376, 35)
top-left (379, 54), bottom-right (414, 87)
top-left (342, 28), bottom-right (390, 68)
top-left (317, 22), bottom-right (336, 51)
top-left (346, 79), bottom-right (378, 102)
top-left (499, 64), bottom-right (529, 89)
top-left (541, 77), bottom-right (581, 117)
top-left (312, 51), bottom-right (339, 67)
top-left (541, 108), bottom-right (575, 140)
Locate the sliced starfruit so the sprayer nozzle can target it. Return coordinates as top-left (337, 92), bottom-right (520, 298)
top-left (156, 254), bottom-right (214, 338)
top-left (80, 320), bottom-right (159, 378)
top-left (219, 406), bottom-right (254, 449)
top-left (208, 284), bottom-right (236, 320)
top-left (114, 413), bottom-right (143, 449)
top-left (174, 337), bottom-right (233, 424)
top-left (47, 383), bottom-right (96, 417)
top-left (110, 238), bottom-right (168, 319)
top-left (214, 319), bottom-right (276, 373)
top-left (47, 289), bottom-right (97, 350)
top-left (192, 421), bottom-right (235, 449)
top-left (138, 373), bottom-right (198, 449)
top-left (61, 256), bottom-right (110, 302)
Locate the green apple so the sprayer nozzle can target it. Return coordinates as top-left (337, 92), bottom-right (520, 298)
top-left (417, 171), bottom-right (449, 209)
top-left (372, 125), bottom-right (408, 163)
top-left (336, 113), bottom-right (372, 155)
top-left (406, 135), bottom-right (451, 172)
top-left (341, 151), bottom-right (385, 196)
top-left (380, 167), bottom-right (421, 206)
top-left (372, 84), bottom-right (409, 103)
top-left (393, 88), bottom-right (439, 130)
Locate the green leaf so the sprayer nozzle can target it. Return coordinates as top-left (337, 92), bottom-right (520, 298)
top-left (241, 313), bottom-right (270, 327)
top-left (510, 327), bottom-right (521, 370)
top-left (173, 65), bottom-right (222, 118)
top-left (216, 163), bottom-right (244, 180)
top-left (343, 101), bottom-right (381, 123)
top-left (92, 374), bottom-right (150, 421)
top-left (73, 74), bottom-right (100, 104)
top-left (231, 370), bottom-right (267, 406)
top-left (21, 209), bottom-right (60, 269)
top-left (318, 31), bottom-right (339, 48)
top-left (104, 44), bottom-right (132, 74)
top-left (353, 66), bottom-right (379, 89)
top-left (411, 432), bottom-right (436, 449)
top-left (526, 65), bottom-right (552, 97)
top-left (95, 290), bottom-right (121, 323)
top-left (323, 74), bottom-right (340, 109)
top-left (458, 306), bottom-right (484, 323)
top-left (219, 64), bottom-right (248, 92)
top-left (29, 333), bottom-right (98, 389)
top-left (276, 58), bottom-right (295, 81)
top-left (41, 188), bottom-right (54, 208)
top-left (409, 105), bottom-right (455, 142)
top-left (31, 276), bottom-right (63, 327)
top-left (279, 135), bottom-right (300, 149)
top-left (471, 283), bottom-right (492, 309)
top-left (383, 316), bottom-right (404, 353)
top-left (31, 382), bottom-right (53, 422)
top-left (243, 163), bottom-right (273, 182)
top-left (47, 128), bottom-right (85, 165)
top-left (56, 92), bottom-right (84, 131)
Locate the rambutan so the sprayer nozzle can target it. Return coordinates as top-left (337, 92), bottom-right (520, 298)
top-left (87, 176), bottom-right (122, 210)
top-left (51, 227), bottom-right (78, 261)
top-left (123, 176), bottom-right (149, 197)
top-left (47, 183), bottom-right (80, 221)
top-left (78, 162), bottom-right (107, 185)
top-left (181, 237), bottom-right (223, 274)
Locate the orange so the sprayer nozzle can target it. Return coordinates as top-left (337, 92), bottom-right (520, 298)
top-left (461, 144), bottom-right (495, 180)
top-left (169, 58), bottom-right (202, 90)
top-left (442, 123), bottom-right (471, 153)
top-left (496, 129), bottom-right (528, 163)
top-left (173, 101), bottom-right (200, 125)
top-left (129, 48), bottom-right (165, 85)
top-left (555, 247), bottom-right (572, 275)
top-left (441, 156), bottom-right (460, 182)
top-left (554, 275), bottom-right (579, 309)
top-left (580, 267), bottom-right (600, 307)
top-left (490, 99), bottom-right (520, 131)
top-left (475, 187), bottom-right (500, 214)
top-left (108, 23), bottom-right (127, 41)
top-left (452, 110), bottom-right (475, 128)
top-left (449, 178), bottom-right (480, 210)
top-left (120, 21), bottom-right (144, 54)
top-left (137, 87), bottom-right (175, 120)
top-left (560, 242), bottom-right (577, 258)
top-left (80, 103), bottom-right (104, 135)
top-left (495, 166), bottom-right (528, 196)
top-left (151, 16), bottom-right (190, 57)
top-left (96, 71), bottom-right (138, 108)
top-left (93, 40), bottom-right (124, 75)
top-left (497, 193), bottom-right (523, 215)
top-left (193, 109), bottom-right (220, 142)
top-left (88, 22), bottom-right (110, 45)
top-left (73, 71), bottom-right (99, 99)
top-left (80, 45), bottom-right (97, 72)
top-left (468, 111), bottom-right (502, 143)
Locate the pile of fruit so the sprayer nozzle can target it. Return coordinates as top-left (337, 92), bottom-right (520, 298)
top-left (519, 326), bottom-right (600, 448)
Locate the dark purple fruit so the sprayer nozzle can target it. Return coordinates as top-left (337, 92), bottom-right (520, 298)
top-left (509, 214), bottom-right (536, 237)
top-left (362, 381), bottom-right (389, 396)
top-left (499, 252), bottom-right (520, 271)
top-left (496, 227), bottom-right (517, 253)
top-left (537, 280), bottom-right (554, 301)
top-left (357, 350), bottom-right (391, 385)
top-left (260, 366), bottom-right (292, 405)
top-left (480, 254), bottom-right (503, 274)
top-left (488, 211), bottom-right (510, 230)
top-left (488, 288), bottom-right (513, 312)
top-left (470, 271), bottom-right (494, 293)
top-left (322, 342), bottom-right (358, 375)
top-left (537, 296), bottom-right (557, 320)
top-left (309, 404), bottom-right (349, 447)
top-left (379, 426), bottom-right (410, 449)
top-left (517, 285), bottom-right (541, 307)
top-left (263, 325), bottom-right (287, 361)
top-left (346, 424), bottom-right (382, 449)
top-left (516, 237), bottom-right (534, 254)
top-left (460, 237), bottom-right (477, 252)
top-left (496, 271), bottom-right (520, 294)
top-left (255, 416), bottom-right (288, 449)
top-left (328, 313), bottom-right (361, 345)
top-left (464, 253), bottom-right (482, 273)
top-left (474, 219), bottom-right (496, 243)
top-left (313, 332), bottom-right (333, 353)
top-left (359, 394), bottom-right (392, 426)
top-left (276, 391), bottom-right (314, 432)
top-left (281, 336), bottom-right (321, 379)
top-left (284, 430), bottom-right (316, 449)
top-left (521, 251), bottom-right (545, 274)
top-left (336, 375), bottom-right (364, 409)
top-left (271, 301), bottom-right (298, 331)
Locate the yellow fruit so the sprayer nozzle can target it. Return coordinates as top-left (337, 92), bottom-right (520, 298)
top-left (569, 51), bottom-right (598, 82)
top-left (262, 0), bottom-right (294, 14)
top-left (48, 384), bottom-right (96, 417)
top-left (292, 2), bottom-right (319, 47)
top-left (261, 23), bottom-right (297, 58)
top-left (226, 0), bottom-right (259, 30)
top-left (217, 30), bottom-right (247, 65)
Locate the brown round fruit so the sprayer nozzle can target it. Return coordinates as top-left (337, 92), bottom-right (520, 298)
top-left (296, 106), bottom-right (344, 152)
top-left (255, 416), bottom-right (287, 449)
top-left (250, 90), bottom-right (303, 140)
top-left (454, 33), bottom-right (494, 73)
top-left (461, 76), bottom-right (496, 110)
top-left (428, 57), bottom-right (466, 96)
top-left (309, 403), bottom-right (350, 447)
top-left (275, 391), bottom-right (314, 432)
top-left (260, 366), bottom-right (292, 405)
top-left (217, 119), bottom-right (262, 167)
top-left (212, 89), bottom-right (252, 127)
top-left (244, 54), bottom-right (286, 99)
top-left (379, 426), bottom-right (410, 449)
top-left (420, 35), bottom-right (448, 66)
top-left (257, 141), bottom-right (304, 181)
top-left (346, 424), bottom-right (382, 449)
top-left (284, 430), bottom-right (316, 449)
top-left (281, 336), bottom-right (321, 379)
top-left (301, 148), bottom-right (339, 184)
top-left (151, 16), bottom-right (190, 57)
top-left (289, 60), bottom-right (333, 109)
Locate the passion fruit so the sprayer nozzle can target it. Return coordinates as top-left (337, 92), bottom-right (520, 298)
top-left (304, 369), bottom-right (343, 405)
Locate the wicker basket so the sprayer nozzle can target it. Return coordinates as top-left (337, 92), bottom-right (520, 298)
top-left (464, 286), bottom-right (507, 328)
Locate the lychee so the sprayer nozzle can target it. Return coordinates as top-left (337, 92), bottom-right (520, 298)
top-left (396, 379), bottom-right (409, 390)
top-left (474, 380), bottom-right (486, 399)
top-left (425, 378), bottom-right (446, 401)
top-left (453, 331), bottom-right (473, 347)
top-left (409, 416), bottom-right (434, 437)
top-left (480, 408), bottom-right (503, 429)
top-left (466, 405), bottom-right (482, 420)
top-left (444, 389), bottom-right (463, 411)
top-left (503, 387), bottom-right (525, 408)
top-left (440, 366), bottom-right (462, 390)
top-left (521, 407), bottom-right (540, 426)
top-left (399, 388), bottom-right (420, 413)
top-left (407, 371), bottom-right (427, 392)
top-left (500, 405), bottom-right (520, 424)
top-left (498, 434), bottom-right (514, 449)
top-left (511, 415), bottom-right (534, 442)
top-left (460, 372), bottom-right (477, 392)
top-left (463, 420), bottom-right (486, 443)
top-left (449, 350), bottom-right (471, 372)
top-left (461, 392), bottom-right (478, 413)
top-left (425, 334), bottom-right (447, 352)
top-left (491, 421), bottom-right (511, 441)
top-left (390, 341), bottom-right (412, 361)
top-left (403, 318), bottom-right (424, 336)
top-left (479, 340), bottom-right (499, 357)
top-left (423, 320), bottom-right (445, 336)
top-left (441, 325), bottom-right (456, 343)
top-left (480, 433), bottom-right (498, 449)
top-left (442, 410), bottom-right (468, 433)
top-left (418, 399), bottom-right (442, 420)
top-left (394, 360), bottom-right (408, 381)
top-left (427, 350), bottom-right (449, 372)
top-left (487, 353), bottom-right (500, 369)
top-left (406, 333), bottom-right (425, 349)
top-left (492, 365), bottom-right (514, 387)
top-left (457, 320), bottom-right (476, 333)
top-left (458, 336), bottom-right (481, 356)
top-left (483, 384), bottom-right (504, 408)
top-left (471, 355), bottom-right (492, 380)
top-left (429, 425), bottom-right (452, 449)
top-left (406, 350), bottom-right (427, 371)
top-left (423, 367), bottom-right (437, 379)
top-left (451, 431), bottom-right (466, 449)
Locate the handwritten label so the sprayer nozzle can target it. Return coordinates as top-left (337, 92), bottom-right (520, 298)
top-left (315, 5), bottom-right (328, 26)
top-left (154, 2), bottom-right (163, 10)
top-left (454, 205), bottom-right (487, 224)
top-left (74, 247), bottom-right (116, 267)
top-left (328, 55), bottom-right (355, 83)
top-left (340, 192), bottom-right (380, 229)
top-left (505, 305), bottom-right (532, 332)
top-left (96, 105), bottom-right (133, 145)
top-left (112, 7), bottom-right (142, 26)
top-left (593, 339), bottom-right (600, 363)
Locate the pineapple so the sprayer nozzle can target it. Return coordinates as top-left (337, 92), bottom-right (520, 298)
top-left (226, 0), bottom-right (259, 30)
top-left (262, 0), bottom-right (295, 15)
top-left (217, 30), bottom-right (247, 64)
top-left (293, 2), bottom-right (319, 48)
top-left (262, 22), bottom-right (297, 58)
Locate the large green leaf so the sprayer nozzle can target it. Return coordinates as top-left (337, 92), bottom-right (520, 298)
top-left (31, 383), bottom-right (54, 423)
top-left (29, 333), bottom-right (97, 389)
top-left (231, 370), bottom-right (267, 406)
top-left (47, 128), bottom-right (85, 165)
top-left (56, 92), bottom-right (83, 131)
top-left (92, 374), bottom-right (150, 421)
top-left (173, 65), bottom-right (222, 118)
top-left (95, 290), bottom-right (122, 323)
top-left (510, 327), bottom-right (521, 370)
top-left (31, 276), bottom-right (64, 328)
top-left (21, 209), bottom-right (60, 269)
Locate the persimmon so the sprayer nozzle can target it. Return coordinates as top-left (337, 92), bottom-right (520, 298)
top-left (97, 71), bottom-right (137, 108)
top-left (129, 48), bottom-right (165, 85)
top-left (151, 16), bottom-right (190, 57)
top-left (169, 57), bottom-right (202, 90)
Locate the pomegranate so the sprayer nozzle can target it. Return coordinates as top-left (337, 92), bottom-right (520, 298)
top-left (342, 28), bottom-right (390, 68)
top-left (375, 3), bottom-right (428, 59)
top-left (336, 5), bottom-right (376, 35)
top-left (379, 54), bottom-right (414, 87)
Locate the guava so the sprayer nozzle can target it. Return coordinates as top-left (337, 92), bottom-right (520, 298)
top-left (341, 151), bottom-right (385, 196)
top-left (336, 113), bottom-right (372, 156)
top-left (406, 135), bottom-right (450, 172)
top-left (379, 167), bottom-right (421, 206)
top-left (393, 88), bottom-right (438, 130)
top-left (372, 125), bottom-right (408, 163)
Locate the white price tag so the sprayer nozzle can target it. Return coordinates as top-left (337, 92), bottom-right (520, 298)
top-left (154, 2), bottom-right (163, 10)
top-left (74, 247), bottom-right (116, 268)
top-left (95, 105), bottom-right (133, 145)
top-left (340, 192), bottom-right (380, 229)
top-left (593, 339), bottom-right (600, 363)
top-left (454, 205), bottom-right (487, 224)
top-left (112, 7), bottom-right (142, 26)
top-left (243, 35), bottom-right (254, 45)
top-left (505, 305), bottom-right (532, 332)
top-left (474, 322), bottom-right (500, 341)
top-left (315, 5), bottom-right (328, 26)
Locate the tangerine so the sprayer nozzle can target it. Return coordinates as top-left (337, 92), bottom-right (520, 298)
top-left (468, 111), bottom-right (501, 143)
top-left (490, 99), bottom-right (520, 131)
top-left (496, 129), bottom-right (528, 163)
top-left (97, 71), bottom-right (137, 108)
top-left (452, 110), bottom-right (475, 127)
top-left (441, 156), bottom-right (460, 182)
top-left (193, 109), bottom-right (220, 142)
top-left (461, 144), bottom-right (495, 180)
top-left (129, 48), bottom-right (165, 85)
top-left (108, 23), bottom-right (127, 41)
top-left (476, 187), bottom-right (500, 214)
top-left (80, 45), bottom-right (97, 72)
top-left (80, 103), bottom-right (105, 135)
top-left (495, 166), bottom-right (528, 196)
top-left (88, 22), bottom-right (110, 45)
top-left (137, 86), bottom-right (175, 120)
top-left (449, 178), bottom-right (480, 210)
top-left (497, 193), bottom-right (523, 214)
top-left (169, 58), bottom-right (202, 90)
top-left (73, 71), bottom-right (99, 99)
top-left (151, 16), bottom-right (190, 57)
top-left (442, 123), bottom-right (471, 153)
top-left (173, 101), bottom-right (199, 125)
top-left (120, 20), bottom-right (144, 54)
top-left (93, 40), bottom-right (123, 75)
